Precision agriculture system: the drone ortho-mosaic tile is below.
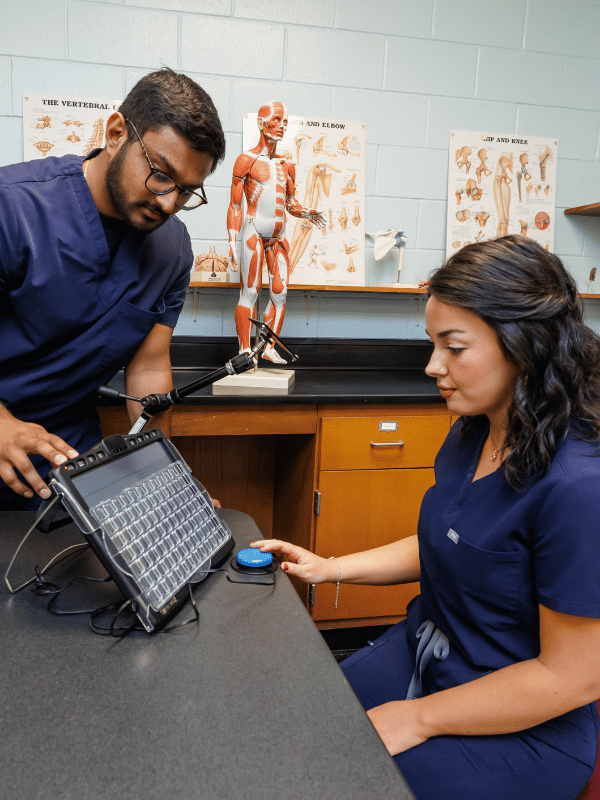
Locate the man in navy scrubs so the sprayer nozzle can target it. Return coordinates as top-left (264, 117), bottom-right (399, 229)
top-left (0, 68), bottom-right (225, 510)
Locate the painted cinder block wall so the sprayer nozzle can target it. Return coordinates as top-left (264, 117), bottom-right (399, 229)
top-left (1, 0), bottom-right (600, 340)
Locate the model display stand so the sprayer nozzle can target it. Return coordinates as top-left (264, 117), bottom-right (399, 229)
top-left (193, 271), bottom-right (229, 283)
top-left (212, 367), bottom-right (295, 395)
top-left (213, 286), bottom-right (297, 395)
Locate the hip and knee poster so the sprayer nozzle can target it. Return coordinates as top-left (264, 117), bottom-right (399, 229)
top-left (447, 130), bottom-right (557, 259)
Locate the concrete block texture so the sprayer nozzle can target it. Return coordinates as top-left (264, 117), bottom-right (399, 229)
top-left (1, 0), bottom-right (600, 337)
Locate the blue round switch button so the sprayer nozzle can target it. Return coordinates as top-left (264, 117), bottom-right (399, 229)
top-left (236, 548), bottom-right (274, 568)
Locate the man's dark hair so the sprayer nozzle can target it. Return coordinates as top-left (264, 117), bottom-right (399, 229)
top-left (118, 68), bottom-right (225, 173)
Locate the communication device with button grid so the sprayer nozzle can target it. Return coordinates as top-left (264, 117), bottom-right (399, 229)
top-left (48, 430), bottom-right (234, 632)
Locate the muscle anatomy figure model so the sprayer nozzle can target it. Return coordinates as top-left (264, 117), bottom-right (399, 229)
top-left (227, 102), bottom-right (325, 363)
top-left (493, 153), bottom-right (513, 238)
top-left (288, 162), bottom-right (339, 274)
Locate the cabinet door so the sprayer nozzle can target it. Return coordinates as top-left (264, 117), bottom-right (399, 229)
top-left (311, 468), bottom-right (434, 623)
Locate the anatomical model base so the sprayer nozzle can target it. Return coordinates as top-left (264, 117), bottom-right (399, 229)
top-left (242, 112), bottom-right (366, 287)
top-left (447, 130), bottom-right (557, 258)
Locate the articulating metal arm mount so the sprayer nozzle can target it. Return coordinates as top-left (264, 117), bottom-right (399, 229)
top-left (97, 319), bottom-right (298, 435)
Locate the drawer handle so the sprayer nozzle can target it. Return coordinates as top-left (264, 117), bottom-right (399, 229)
top-left (370, 441), bottom-right (405, 447)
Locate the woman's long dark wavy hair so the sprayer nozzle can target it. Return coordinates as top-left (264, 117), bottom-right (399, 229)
top-left (428, 235), bottom-right (600, 489)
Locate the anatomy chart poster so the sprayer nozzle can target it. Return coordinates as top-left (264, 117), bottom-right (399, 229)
top-left (243, 113), bottom-right (366, 287)
top-left (446, 130), bottom-right (557, 259)
top-left (23, 94), bottom-right (121, 161)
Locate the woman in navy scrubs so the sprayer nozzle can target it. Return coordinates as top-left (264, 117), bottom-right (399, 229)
top-left (252, 235), bottom-right (600, 799)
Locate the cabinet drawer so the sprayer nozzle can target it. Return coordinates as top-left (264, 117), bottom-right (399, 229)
top-left (319, 415), bottom-right (450, 470)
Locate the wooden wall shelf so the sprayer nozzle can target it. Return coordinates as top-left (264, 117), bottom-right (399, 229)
top-left (189, 280), bottom-right (426, 294)
top-left (564, 203), bottom-right (600, 217)
top-left (188, 281), bottom-right (600, 300)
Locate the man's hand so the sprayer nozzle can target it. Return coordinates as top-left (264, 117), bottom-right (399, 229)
top-left (0, 413), bottom-right (78, 499)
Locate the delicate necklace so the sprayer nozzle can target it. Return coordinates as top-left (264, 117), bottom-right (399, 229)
top-left (489, 431), bottom-right (502, 462)
top-left (84, 160), bottom-right (89, 179)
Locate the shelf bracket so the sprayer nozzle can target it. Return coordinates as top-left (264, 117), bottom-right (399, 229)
top-left (304, 291), bottom-right (312, 325)
top-left (415, 295), bottom-right (424, 327)
top-left (191, 287), bottom-right (199, 322)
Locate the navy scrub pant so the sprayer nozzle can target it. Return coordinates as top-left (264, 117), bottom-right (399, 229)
top-left (340, 620), bottom-right (595, 800)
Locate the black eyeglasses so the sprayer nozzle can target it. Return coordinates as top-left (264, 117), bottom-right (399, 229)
top-left (125, 119), bottom-right (208, 210)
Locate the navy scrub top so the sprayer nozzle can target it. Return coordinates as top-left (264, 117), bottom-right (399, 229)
top-left (0, 152), bottom-right (192, 430)
top-left (408, 418), bottom-right (600, 765)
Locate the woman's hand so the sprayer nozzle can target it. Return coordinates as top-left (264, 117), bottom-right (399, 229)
top-left (367, 701), bottom-right (430, 756)
top-left (249, 539), bottom-right (335, 585)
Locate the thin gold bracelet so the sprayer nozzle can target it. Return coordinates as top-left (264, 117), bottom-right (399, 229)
top-left (328, 556), bottom-right (341, 610)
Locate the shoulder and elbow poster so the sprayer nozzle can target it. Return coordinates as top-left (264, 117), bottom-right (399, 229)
top-left (446, 130), bottom-right (558, 259)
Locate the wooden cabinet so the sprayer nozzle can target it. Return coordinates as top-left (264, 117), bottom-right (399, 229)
top-left (311, 406), bottom-right (451, 627)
